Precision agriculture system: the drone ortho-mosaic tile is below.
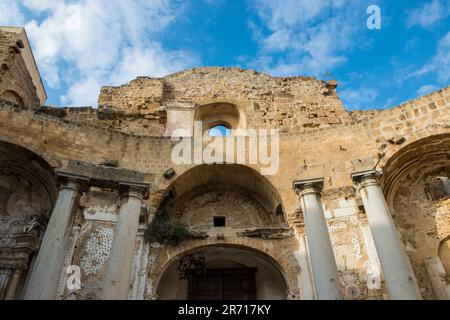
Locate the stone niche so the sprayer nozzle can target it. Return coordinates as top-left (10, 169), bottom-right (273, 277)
top-left (391, 166), bottom-right (450, 299)
top-left (170, 188), bottom-right (284, 231)
top-left (0, 142), bottom-right (57, 299)
top-left (154, 164), bottom-right (288, 240)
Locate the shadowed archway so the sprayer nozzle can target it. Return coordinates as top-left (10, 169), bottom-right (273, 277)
top-left (155, 244), bottom-right (289, 300)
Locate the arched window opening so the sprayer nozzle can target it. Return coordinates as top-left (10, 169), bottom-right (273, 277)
top-left (0, 90), bottom-right (25, 108)
top-left (194, 102), bottom-right (245, 134)
top-left (208, 124), bottom-right (231, 137)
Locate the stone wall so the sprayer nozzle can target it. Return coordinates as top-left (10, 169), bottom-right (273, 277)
top-left (0, 65), bottom-right (449, 300)
top-left (95, 68), bottom-right (351, 135)
top-left (0, 29), bottom-right (40, 109)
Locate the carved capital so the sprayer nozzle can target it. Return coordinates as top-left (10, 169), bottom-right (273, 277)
top-left (56, 172), bottom-right (90, 193)
top-left (351, 169), bottom-right (382, 190)
top-left (293, 177), bottom-right (324, 197)
top-left (118, 181), bottom-right (150, 200)
top-left (0, 246), bottom-right (34, 270)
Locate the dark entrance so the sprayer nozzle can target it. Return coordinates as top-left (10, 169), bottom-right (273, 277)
top-left (188, 268), bottom-right (257, 300)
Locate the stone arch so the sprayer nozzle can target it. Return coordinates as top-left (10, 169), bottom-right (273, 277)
top-left (152, 243), bottom-right (293, 300)
top-left (154, 163), bottom-right (287, 226)
top-left (381, 133), bottom-right (450, 208)
top-left (0, 141), bottom-right (58, 209)
top-left (0, 90), bottom-right (25, 108)
top-left (143, 164), bottom-right (301, 300)
top-left (380, 133), bottom-right (450, 299)
top-left (0, 136), bottom-right (61, 169)
top-left (194, 102), bottom-right (247, 133)
top-left (0, 140), bottom-right (58, 299)
top-left (378, 125), bottom-right (450, 172)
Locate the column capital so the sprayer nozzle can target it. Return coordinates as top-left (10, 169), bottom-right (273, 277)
top-left (56, 172), bottom-right (90, 192)
top-left (293, 177), bottom-right (324, 196)
top-left (351, 169), bottom-right (382, 189)
top-left (118, 181), bottom-right (150, 200)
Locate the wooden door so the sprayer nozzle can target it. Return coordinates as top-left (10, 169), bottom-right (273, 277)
top-left (188, 268), bottom-right (257, 300)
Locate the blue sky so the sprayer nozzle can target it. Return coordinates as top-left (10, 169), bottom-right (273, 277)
top-left (1, 0), bottom-right (449, 110)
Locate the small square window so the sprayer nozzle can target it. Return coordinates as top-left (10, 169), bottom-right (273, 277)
top-left (213, 216), bottom-right (225, 227)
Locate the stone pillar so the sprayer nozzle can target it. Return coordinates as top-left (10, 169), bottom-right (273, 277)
top-left (129, 225), bottom-right (151, 300)
top-left (352, 170), bottom-right (421, 300)
top-left (102, 182), bottom-right (149, 300)
top-left (297, 234), bottom-right (315, 300)
top-left (293, 178), bottom-right (342, 300)
top-left (0, 268), bottom-right (12, 299)
top-left (4, 268), bottom-right (23, 300)
top-left (56, 225), bottom-right (81, 299)
top-left (24, 173), bottom-right (89, 300)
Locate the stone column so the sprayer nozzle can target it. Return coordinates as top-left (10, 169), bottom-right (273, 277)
top-left (24, 173), bottom-right (89, 300)
top-left (102, 182), bottom-right (149, 300)
top-left (293, 178), bottom-right (342, 300)
top-left (0, 268), bottom-right (12, 299)
top-left (351, 170), bottom-right (421, 300)
top-left (4, 268), bottom-right (23, 300)
top-left (129, 225), bottom-right (150, 300)
top-left (56, 225), bottom-right (81, 299)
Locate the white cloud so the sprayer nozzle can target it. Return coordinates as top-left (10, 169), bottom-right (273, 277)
top-left (0, 0), bottom-right (25, 25)
top-left (407, 31), bottom-right (450, 82)
top-left (339, 86), bottom-right (378, 110)
top-left (60, 75), bottom-right (101, 107)
top-left (109, 45), bottom-right (195, 85)
top-left (15, 0), bottom-right (198, 106)
top-left (432, 32), bottom-right (450, 82)
top-left (249, 0), bottom-right (366, 76)
top-left (21, 0), bottom-right (60, 12)
top-left (417, 84), bottom-right (439, 96)
top-left (201, 0), bottom-right (226, 6)
top-left (406, 0), bottom-right (450, 29)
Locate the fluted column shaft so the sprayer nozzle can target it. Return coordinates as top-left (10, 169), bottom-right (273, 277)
top-left (294, 178), bottom-right (342, 300)
top-left (24, 173), bottom-right (89, 300)
top-left (5, 268), bottom-right (23, 300)
top-left (352, 170), bottom-right (421, 300)
top-left (0, 268), bottom-right (12, 299)
top-left (102, 182), bottom-right (149, 300)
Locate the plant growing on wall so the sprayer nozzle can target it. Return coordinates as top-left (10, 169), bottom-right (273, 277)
top-left (144, 210), bottom-right (190, 246)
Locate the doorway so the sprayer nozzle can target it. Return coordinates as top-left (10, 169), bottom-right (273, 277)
top-left (156, 245), bottom-right (288, 300)
top-left (188, 268), bottom-right (257, 300)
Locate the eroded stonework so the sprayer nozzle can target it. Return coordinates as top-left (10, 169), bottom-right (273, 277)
top-left (0, 26), bottom-right (449, 300)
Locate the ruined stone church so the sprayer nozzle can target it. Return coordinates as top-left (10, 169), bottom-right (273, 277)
top-left (0, 26), bottom-right (449, 300)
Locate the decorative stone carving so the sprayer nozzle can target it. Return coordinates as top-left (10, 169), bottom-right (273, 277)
top-left (80, 228), bottom-right (114, 275)
top-left (0, 166), bottom-right (55, 299)
top-left (286, 288), bottom-right (300, 300)
top-left (425, 177), bottom-right (450, 201)
top-left (177, 254), bottom-right (206, 279)
top-left (0, 173), bottom-right (51, 270)
top-left (237, 227), bottom-right (293, 239)
top-left (143, 289), bottom-right (159, 300)
top-left (424, 256), bottom-right (449, 300)
top-left (187, 230), bottom-right (209, 239)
